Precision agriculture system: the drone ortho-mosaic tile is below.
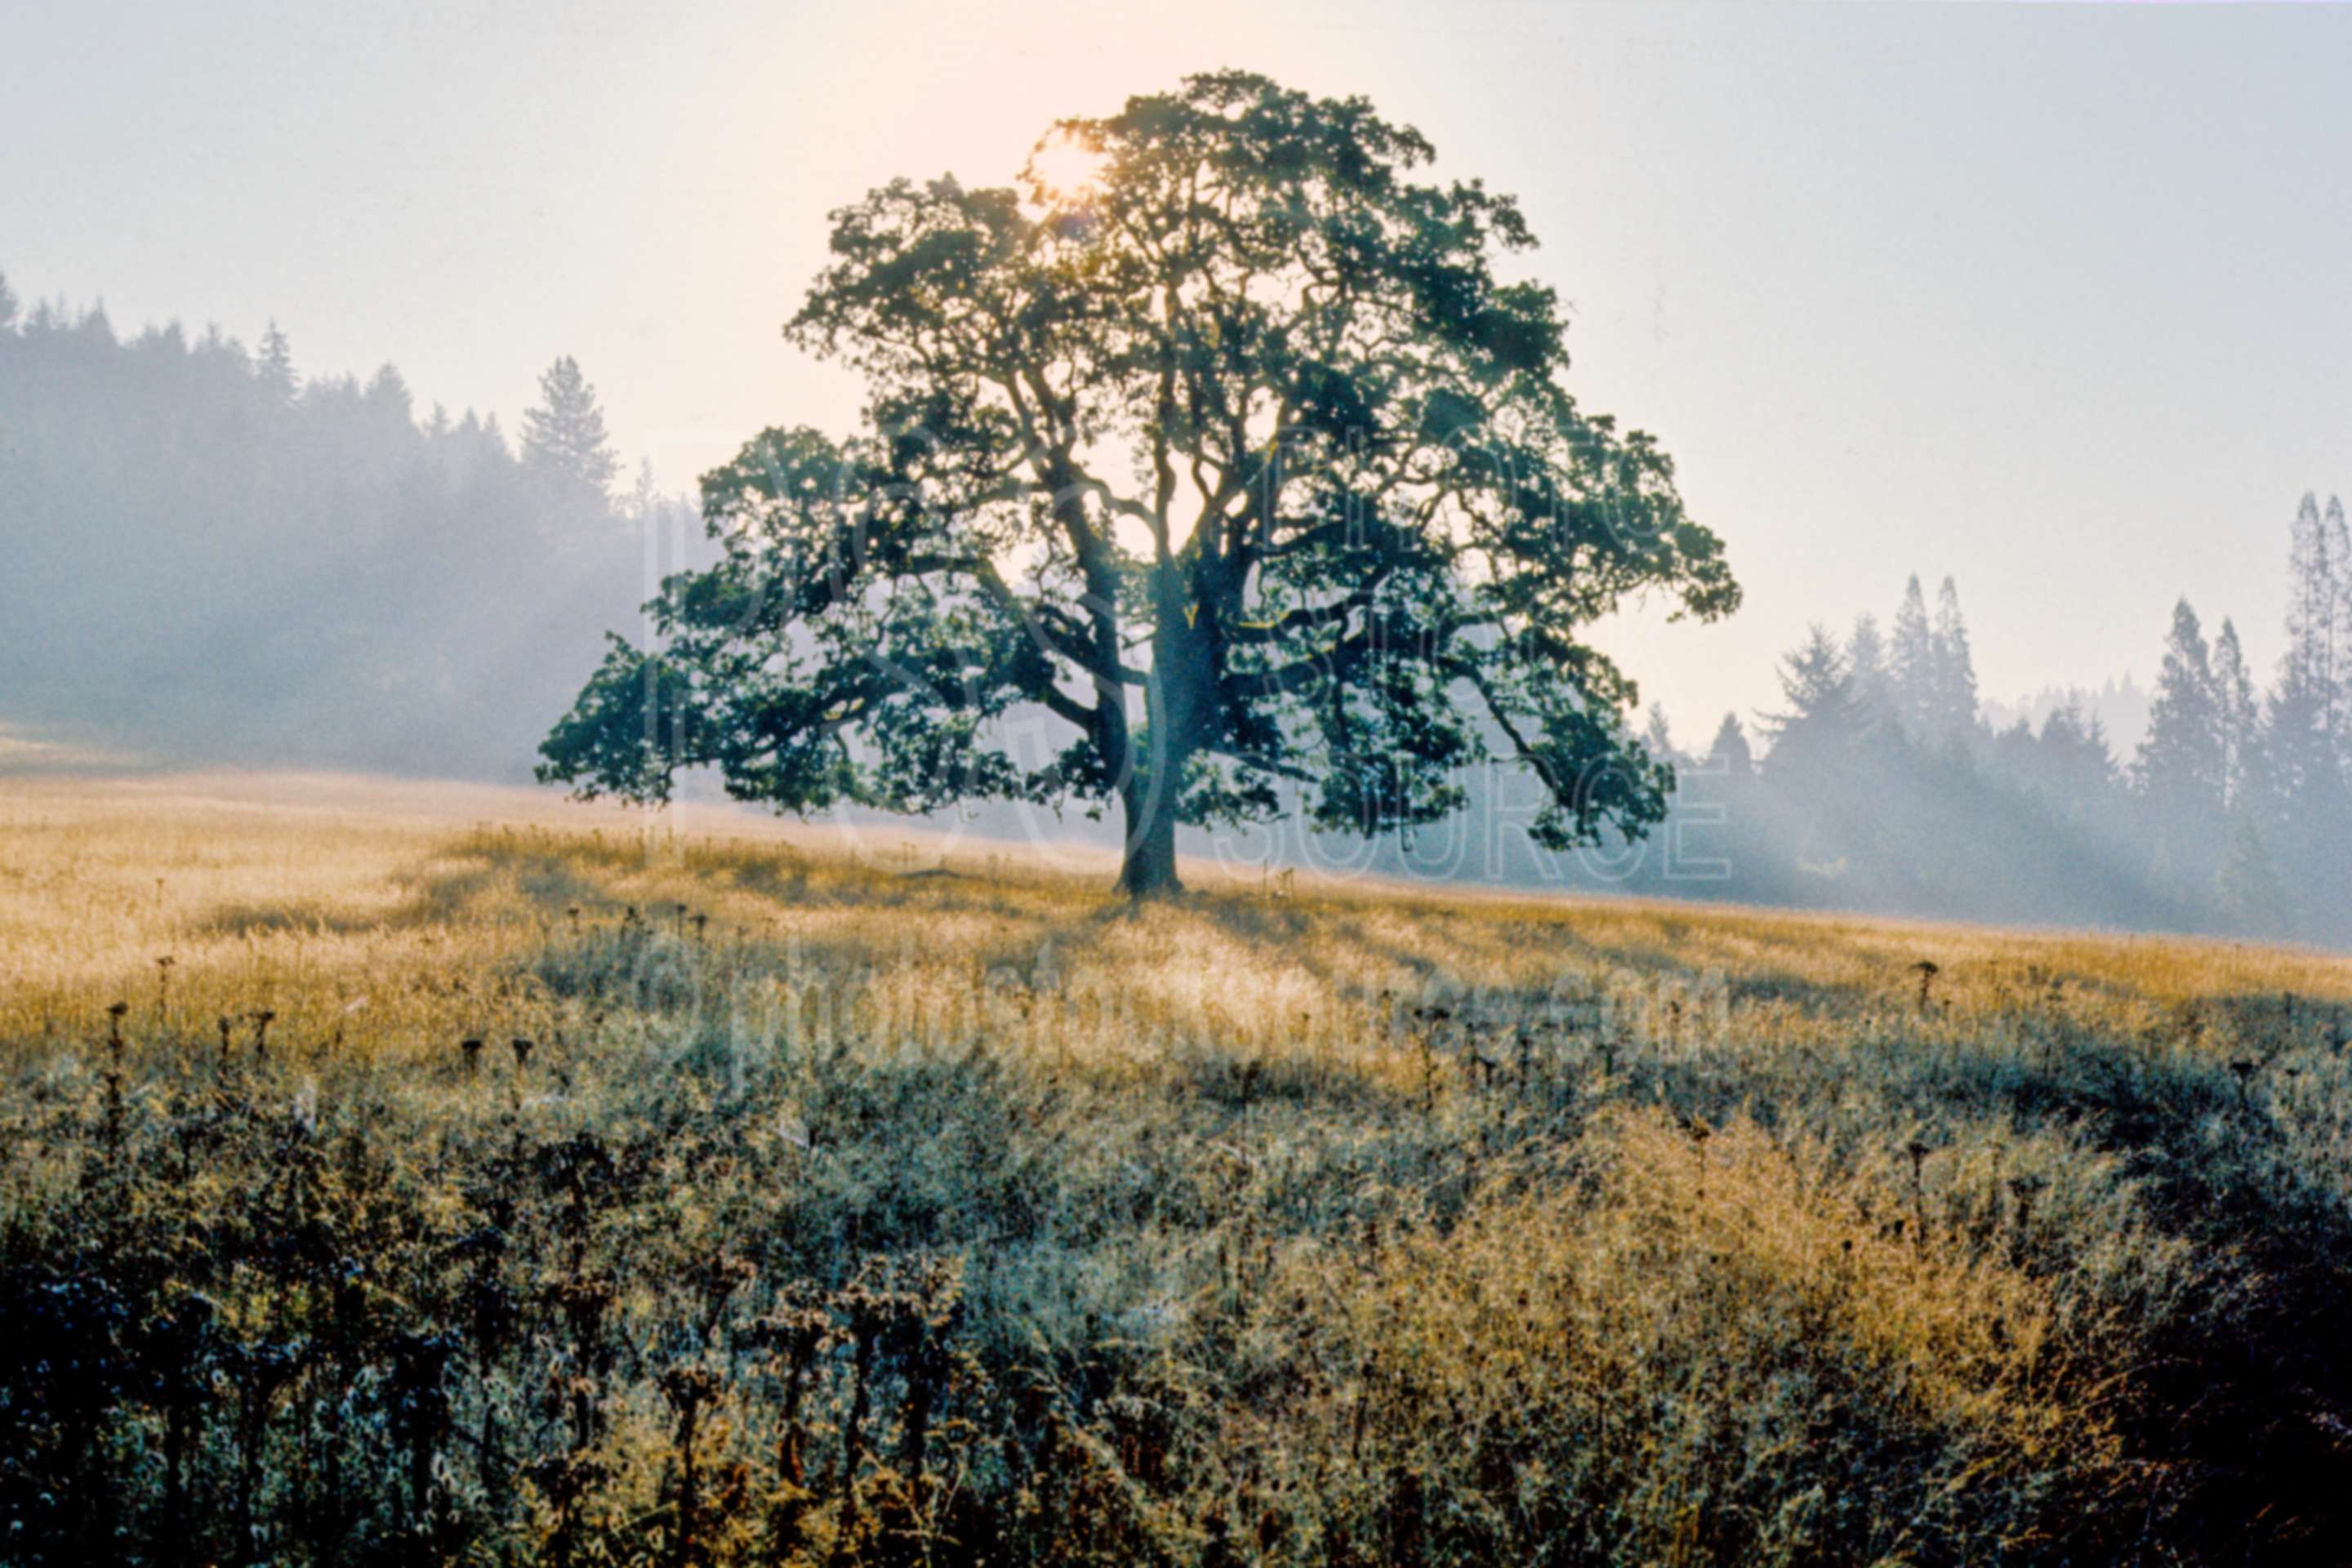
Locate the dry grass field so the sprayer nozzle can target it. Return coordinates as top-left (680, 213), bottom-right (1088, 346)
top-left (7, 774), bottom-right (2352, 1566)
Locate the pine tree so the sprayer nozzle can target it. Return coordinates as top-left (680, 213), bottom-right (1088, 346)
top-left (363, 363), bottom-right (412, 425)
top-left (2328, 494), bottom-right (2352, 751)
top-left (2040, 702), bottom-right (2118, 805)
top-left (2284, 491), bottom-right (2337, 737)
top-left (1761, 625), bottom-right (1864, 776)
top-left (1707, 712), bottom-right (1753, 778)
top-left (1889, 573), bottom-right (1936, 738)
top-left (2267, 493), bottom-right (2352, 928)
top-left (520, 354), bottom-right (620, 497)
top-left (626, 457), bottom-right (662, 522)
top-left (1930, 576), bottom-right (1980, 744)
top-left (2135, 599), bottom-right (2226, 884)
top-left (1846, 612), bottom-right (1890, 728)
top-left (2270, 639), bottom-right (2340, 807)
top-left (256, 321), bottom-right (296, 404)
top-left (2210, 617), bottom-right (2261, 810)
top-left (2266, 550), bottom-right (2352, 938)
top-left (1643, 704), bottom-right (1677, 768)
top-left (0, 270), bottom-right (17, 333)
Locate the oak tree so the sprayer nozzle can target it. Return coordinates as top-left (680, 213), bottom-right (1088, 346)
top-left (538, 72), bottom-right (1738, 893)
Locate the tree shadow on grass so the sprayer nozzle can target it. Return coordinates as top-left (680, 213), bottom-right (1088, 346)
top-left (1905, 1036), bottom-right (2352, 1565)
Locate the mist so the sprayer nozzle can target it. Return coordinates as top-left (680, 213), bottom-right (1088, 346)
top-left (2, 276), bottom-right (2340, 942)
top-left (0, 295), bottom-right (684, 779)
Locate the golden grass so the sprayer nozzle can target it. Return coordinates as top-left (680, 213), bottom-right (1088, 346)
top-left (4, 772), bottom-right (2350, 1565)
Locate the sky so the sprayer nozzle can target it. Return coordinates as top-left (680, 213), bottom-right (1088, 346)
top-left (7, 0), bottom-right (2349, 742)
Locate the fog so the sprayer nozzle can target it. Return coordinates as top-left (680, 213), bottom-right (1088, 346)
top-left (0, 298), bottom-right (670, 779)
top-left (3, 278), bottom-right (2345, 942)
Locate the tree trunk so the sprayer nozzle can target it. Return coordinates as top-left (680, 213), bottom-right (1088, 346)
top-left (1116, 776), bottom-right (1183, 897)
top-left (1116, 573), bottom-right (1206, 898)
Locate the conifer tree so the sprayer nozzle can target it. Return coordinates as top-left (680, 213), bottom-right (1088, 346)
top-left (2135, 599), bottom-right (2226, 883)
top-left (1846, 612), bottom-right (1890, 728)
top-left (2284, 492), bottom-right (2338, 737)
top-left (2268, 639), bottom-right (2340, 813)
top-left (0, 270), bottom-right (17, 333)
top-left (1761, 625), bottom-right (1864, 776)
top-left (256, 320), bottom-right (296, 404)
top-left (2210, 617), bottom-right (2260, 810)
top-left (1889, 574), bottom-right (1936, 738)
top-left (520, 354), bottom-right (620, 497)
top-left (1930, 575), bottom-right (1980, 744)
top-left (2328, 494), bottom-right (2352, 751)
top-left (2039, 702), bottom-right (2118, 805)
top-left (1643, 704), bottom-right (1678, 768)
top-left (363, 363), bottom-right (412, 424)
top-left (2264, 498), bottom-right (2352, 933)
top-left (1708, 712), bottom-right (1753, 777)
top-left (626, 457), bottom-right (662, 522)
top-left (2270, 496), bottom-right (2351, 835)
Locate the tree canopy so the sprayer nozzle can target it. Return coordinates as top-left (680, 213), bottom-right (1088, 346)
top-left (537, 71), bottom-right (1739, 892)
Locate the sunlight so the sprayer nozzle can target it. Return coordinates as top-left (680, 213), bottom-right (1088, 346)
top-left (1025, 128), bottom-right (1109, 210)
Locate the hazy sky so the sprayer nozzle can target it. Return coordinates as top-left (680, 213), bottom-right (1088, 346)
top-left (8, 0), bottom-right (2348, 739)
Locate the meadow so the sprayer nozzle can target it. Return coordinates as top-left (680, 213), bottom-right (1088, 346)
top-left (5, 774), bottom-right (2352, 1566)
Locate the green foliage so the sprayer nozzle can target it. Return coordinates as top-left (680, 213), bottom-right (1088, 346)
top-left (539, 72), bottom-right (1738, 889)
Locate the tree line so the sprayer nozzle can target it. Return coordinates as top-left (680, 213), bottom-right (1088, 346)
top-left (2, 253), bottom-right (2340, 939)
top-left (0, 271), bottom-right (672, 777)
top-left (1351, 506), bottom-right (2341, 943)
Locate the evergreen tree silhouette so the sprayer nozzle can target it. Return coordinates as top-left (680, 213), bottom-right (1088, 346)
top-left (2210, 617), bottom-right (2261, 811)
top-left (520, 354), bottom-right (620, 497)
top-left (1762, 625), bottom-right (1864, 774)
top-left (1930, 577), bottom-right (1980, 746)
top-left (2265, 494), bottom-right (2352, 936)
top-left (2284, 492), bottom-right (2338, 733)
top-left (1644, 704), bottom-right (1678, 768)
top-left (1889, 573), bottom-right (1936, 738)
top-left (1846, 612), bottom-right (1891, 731)
top-left (2328, 495), bottom-right (2352, 751)
top-left (256, 320), bottom-right (296, 404)
top-left (1707, 712), bottom-right (1753, 778)
top-left (2135, 599), bottom-right (2226, 889)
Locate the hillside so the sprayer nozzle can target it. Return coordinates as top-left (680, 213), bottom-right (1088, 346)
top-left (6, 774), bottom-right (2352, 1565)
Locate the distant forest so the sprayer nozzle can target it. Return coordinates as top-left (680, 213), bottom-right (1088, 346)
top-left (0, 274), bottom-right (2341, 942)
top-left (1346, 528), bottom-right (2350, 945)
top-left (0, 278), bottom-right (675, 777)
